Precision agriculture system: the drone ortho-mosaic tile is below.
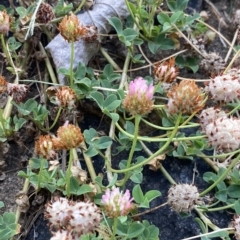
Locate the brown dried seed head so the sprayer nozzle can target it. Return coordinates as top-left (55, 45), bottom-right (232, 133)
top-left (58, 13), bottom-right (87, 42)
top-left (53, 122), bottom-right (84, 150)
top-left (0, 10), bottom-right (12, 35)
top-left (81, 25), bottom-right (99, 43)
top-left (36, 2), bottom-right (55, 24)
top-left (154, 58), bottom-right (178, 83)
top-left (35, 135), bottom-right (57, 159)
top-left (55, 86), bottom-right (77, 108)
top-left (167, 80), bottom-right (205, 115)
top-left (0, 75), bottom-right (7, 93)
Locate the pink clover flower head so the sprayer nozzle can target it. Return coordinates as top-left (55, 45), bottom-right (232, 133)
top-left (123, 77), bottom-right (154, 116)
top-left (101, 186), bottom-right (134, 217)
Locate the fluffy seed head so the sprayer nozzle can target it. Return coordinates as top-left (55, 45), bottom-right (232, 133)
top-left (167, 80), bottom-right (204, 114)
top-left (0, 75), bottom-right (7, 93)
top-left (7, 83), bottom-right (28, 103)
top-left (50, 230), bottom-right (72, 240)
top-left (204, 117), bottom-right (240, 152)
top-left (200, 52), bottom-right (225, 75)
top-left (198, 107), bottom-right (227, 131)
top-left (81, 25), bottom-right (99, 43)
top-left (153, 58), bottom-right (178, 83)
top-left (123, 77), bottom-right (154, 116)
top-left (234, 215), bottom-right (240, 240)
top-left (205, 68), bottom-right (240, 102)
top-left (168, 184), bottom-right (201, 213)
top-left (58, 13), bottom-right (87, 42)
top-left (101, 186), bottom-right (134, 218)
top-left (53, 122), bottom-right (84, 150)
top-left (55, 86), bottom-right (77, 108)
top-left (45, 197), bottom-right (101, 238)
top-left (0, 10), bottom-right (12, 35)
top-left (36, 2), bottom-right (55, 24)
top-left (35, 135), bottom-right (57, 159)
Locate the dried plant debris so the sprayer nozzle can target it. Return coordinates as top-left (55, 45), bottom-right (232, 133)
top-left (46, 0), bottom-right (129, 84)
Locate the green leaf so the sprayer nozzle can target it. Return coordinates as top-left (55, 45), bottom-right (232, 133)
top-left (227, 185), bottom-right (240, 198)
top-left (84, 128), bottom-right (98, 144)
top-left (77, 184), bottom-right (92, 195)
top-left (155, 34), bottom-right (175, 50)
top-left (130, 173), bottom-right (143, 184)
top-left (132, 184), bottom-right (144, 204)
top-left (109, 113), bottom-right (119, 123)
top-left (167, 0), bottom-right (188, 11)
top-left (103, 94), bottom-right (121, 112)
top-left (13, 116), bottom-right (26, 131)
top-left (157, 12), bottom-right (171, 24)
top-left (148, 41), bottom-right (160, 54)
top-left (69, 177), bottom-right (80, 194)
top-left (0, 202), bottom-right (4, 208)
top-left (89, 91), bottom-right (104, 108)
top-left (122, 28), bottom-right (138, 42)
top-left (7, 37), bottom-right (21, 51)
top-left (108, 17), bottom-right (123, 34)
top-left (170, 11), bottom-right (184, 24)
top-left (127, 222), bottom-right (145, 238)
top-left (139, 8), bottom-right (149, 19)
top-left (74, 62), bottom-right (87, 80)
top-left (95, 136), bottom-right (113, 149)
top-left (15, 6), bottom-right (27, 17)
top-left (215, 190), bottom-right (227, 202)
top-left (116, 221), bottom-right (128, 236)
top-left (145, 190), bottom-right (161, 202)
top-left (84, 145), bottom-right (98, 157)
top-left (234, 200), bottom-right (240, 214)
top-left (162, 22), bottom-right (171, 32)
top-left (58, 67), bottom-right (71, 76)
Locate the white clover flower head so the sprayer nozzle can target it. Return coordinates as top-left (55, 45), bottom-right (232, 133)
top-left (198, 107), bottom-right (227, 131)
top-left (204, 117), bottom-right (240, 152)
top-left (123, 77), bottom-right (154, 116)
top-left (101, 186), bottom-right (134, 217)
top-left (167, 184), bottom-right (201, 213)
top-left (45, 197), bottom-right (101, 238)
top-left (205, 70), bottom-right (240, 102)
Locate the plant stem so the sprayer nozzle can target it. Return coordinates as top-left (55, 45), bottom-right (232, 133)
top-left (82, 141), bottom-right (101, 193)
top-left (194, 207), bottom-right (223, 232)
top-left (70, 41), bottom-right (75, 88)
top-left (99, 46), bottom-right (121, 70)
top-left (141, 141), bottom-right (176, 185)
top-left (37, 158), bottom-right (46, 192)
top-left (115, 121), bottom-right (205, 142)
top-left (38, 42), bottom-right (58, 84)
top-left (118, 115), bottom-right (141, 186)
top-left (204, 203), bottom-right (234, 212)
top-left (111, 217), bottom-right (118, 240)
top-left (105, 34), bottom-right (133, 184)
top-left (199, 153), bottom-right (240, 197)
top-left (107, 113), bottom-right (181, 173)
top-left (0, 34), bottom-right (15, 71)
top-left (141, 117), bottom-right (199, 131)
top-left (48, 107), bottom-right (63, 130)
top-left (66, 148), bottom-right (74, 197)
top-left (74, 0), bottom-right (87, 14)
